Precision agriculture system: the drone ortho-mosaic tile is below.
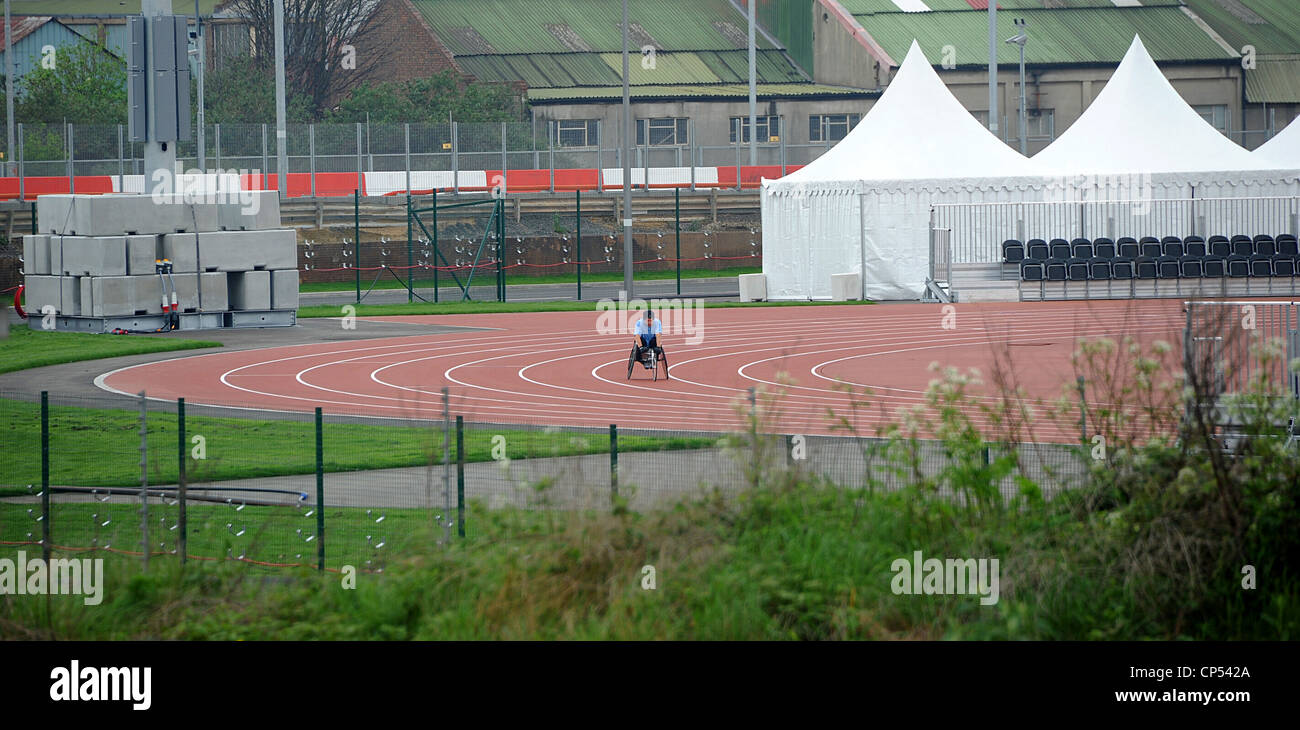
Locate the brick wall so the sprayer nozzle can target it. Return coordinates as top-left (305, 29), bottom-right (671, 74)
top-left (354, 0), bottom-right (461, 86)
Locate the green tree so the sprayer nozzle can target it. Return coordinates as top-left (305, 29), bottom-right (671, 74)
top-left (327, 72), bottom-right (520, 124)
top-left (204, 55), bottom-right (313, 124)
top-left (15, 39), bottom-right (126, 124)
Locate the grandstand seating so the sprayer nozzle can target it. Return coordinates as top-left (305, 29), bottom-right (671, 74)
top-left (1001, 233), bottom-right (1300, 301)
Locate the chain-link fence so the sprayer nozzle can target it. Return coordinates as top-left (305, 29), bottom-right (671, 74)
top-left (1, 386), bottom-right (1092, 574)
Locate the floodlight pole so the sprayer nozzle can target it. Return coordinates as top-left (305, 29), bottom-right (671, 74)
top-left (1017, 40), bottom-right (1027, 155)
top-left (141, 0), bottom-right (176, 191)
top-left (195, 0), bottom-right (205, 172)
top-left (987, 0), bottom-right (997, 137)
top-left (4, 0), bottom-right (14, 177)
top-left (273, 0), bottom-right (288, 198)
top-left (747, 0), bottom-right (757, 166)
top-left (621, 0), bottom-right (633, 298)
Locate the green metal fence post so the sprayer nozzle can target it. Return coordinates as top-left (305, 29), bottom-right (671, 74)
top-left (315, 407), bottom-right (325, 571)
top-left (406, 193), bottom-right (414, 303)
top-left (609, 424), bottom-right (618, 502)
top-left (575, 189), bottom-right (582, 301)
top-left (353, 189), bottom-right (361, 304)
top-left (675, 187), bottom-right (681, 297)
top-left (456, 416), bottom-right (465, 538)
top-left (432, 187), bottom-right (439, 303)
top-left (40, 391), bottom-right (49, 562)
top-left (177, 398), bottom-right (187, 565)
top-left (498, 197), bottom-right (506, 302)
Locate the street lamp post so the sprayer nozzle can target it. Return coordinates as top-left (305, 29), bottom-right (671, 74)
top-left (621, 0), bottom-right (633, 298)
top-left (1005, 19), bottom-right (1028, 155)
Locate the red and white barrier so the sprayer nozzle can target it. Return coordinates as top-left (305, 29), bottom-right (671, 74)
top-left (0, 164), bottom-right (803, 201)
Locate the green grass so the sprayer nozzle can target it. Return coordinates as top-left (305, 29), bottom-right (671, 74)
top-left (0, 397), bottom-right (715, 491)
top-left (0, 328), bottom-right (219, 375)
top-left (298, 298), bottom-right (874, 318)
top-left (303, 265), bottom-right (761, 293)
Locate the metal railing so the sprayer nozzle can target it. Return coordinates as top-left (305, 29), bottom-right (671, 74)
top-left (934, 196), bottom-right (1300, 264)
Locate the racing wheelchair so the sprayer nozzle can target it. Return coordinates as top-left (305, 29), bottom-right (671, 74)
top-left (627, 342), bottom-right (669, 381)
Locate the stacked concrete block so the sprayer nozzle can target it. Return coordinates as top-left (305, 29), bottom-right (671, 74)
top-left (27, 192), bottom-right (298, 324)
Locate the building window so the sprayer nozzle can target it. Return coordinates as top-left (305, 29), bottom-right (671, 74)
top-left (1024, 109), bottom-right (1054, 139)
top-left (555, 119), bottom-right (598, 148)
top-left (636, 118), bottom-right (689, 146)
top-left (809, 113), bottom-right (860, 142)
top-left (730, 116), bottom-right (781, 143)
top-left (1194, 105), bottom-right (1230, 134)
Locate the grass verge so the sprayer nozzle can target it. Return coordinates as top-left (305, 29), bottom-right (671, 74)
top-left (298, 298), bottom-right (874, 318)
top-left (0, 327), bottom-right (219, 375)
top-left (0, 397), bottom-right (714, 490)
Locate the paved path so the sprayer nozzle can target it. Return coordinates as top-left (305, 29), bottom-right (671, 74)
top-left (302, 276), bottom-right (739, 307)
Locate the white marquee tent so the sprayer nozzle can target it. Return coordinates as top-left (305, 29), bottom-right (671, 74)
top-left (1256, 117), bottom-right (1300, 168)
top-left (760, 41), bottom-right (1051, 300)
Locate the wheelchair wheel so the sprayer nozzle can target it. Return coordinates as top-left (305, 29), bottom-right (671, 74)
top-left (659, 350), bottom-right (669, 380)
top-left (652, 355), bottom-right (659, 381)
top-left (627, 348), bottom-right (636, 380)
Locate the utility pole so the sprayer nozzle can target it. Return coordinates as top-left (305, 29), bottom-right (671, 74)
top-left (4, 0), bottom-right (14, 177)
top-left (747, 0), bottom-right (757, 166)
top-left (194, 0), bottom-right (205, 172)
top-left (621, 0), bottom-right (633, 298)
top-left (988, 1), bottom-right (998, 138)
top-left (273, 0), bottom-right (288, 197)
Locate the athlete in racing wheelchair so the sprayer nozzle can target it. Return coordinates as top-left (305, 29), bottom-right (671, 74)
top-left (628, 309), bottom-right (668, 379)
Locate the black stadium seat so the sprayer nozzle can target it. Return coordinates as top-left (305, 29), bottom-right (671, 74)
top-left (1184, 236), bottom-right (1207, 257)
top-left (1090, 257), bottom-right (1112, 280)
top-left (1250, 254), bottom-right (1273, 277)
top-left (1067, 257), bottom-right (1090, 281)
top-left (1231, 236), bottom-right (1254, 257)
top-left (1071, 240), bottom-right (1094, 259)
top-left (1112, 257), bottom-right (1135, 279)
top-left (1136, 256), bottom-right (1158, 279)
top-left (1021, 260), bottom-right (1044, 281)
top-left (1203, 256), bottom-right (1226, 278)
top-left (1003, 240), bottom-right (1025, 263)
top-left (1227, 254), bottom-right (1250, 277)
top-left (1255, 237), bottom-right (1277, 257)
top-left (1045, 257), bottom-right (1068, 281)
top-left (1273, 255), bottom-right (1297, 278)
top-left (1162, 238), bottom-right (1184, 258)
top-left (1140, 238), bottom-right (1163, 259)
top-left (1049, 239), bottom-right (1072, 259)
top-left (1157, 255), bottom-right (1181, 278)
top-left (1277, 234), bottom-right (1298, 256)
top-left (1027, 239), bottom-right (1049, 261)
top-left (1118, 237), bottom-right (1140, 259)
top-left (1180, 256), bottom-right (1203, 278)
top-left (1208, 236), bottom-right (1231, 257)
top-left (1093, 237), bottom-right (1116, 258)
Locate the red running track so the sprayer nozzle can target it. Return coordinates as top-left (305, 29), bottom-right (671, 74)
top-left (95, 300), bottom-right (1191, 443)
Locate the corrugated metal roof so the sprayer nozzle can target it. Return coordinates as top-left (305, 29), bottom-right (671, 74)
top-left (854, 6), bottom-right (1237, 66)
top-left (1182, 0), bottom-right (1300, 56)
top-left (527, 83), bottom-right (874, 103)
top-left (456, 50), bottom-right (803, 88)
top-left (1245, 56), bottom-right (1300, 103)
top-left (11, 1), bottom-right (221, 14)
top-left (410, 0), bottom-right (780, 55)
top-left (840, 0), bottom-right (1118, 12)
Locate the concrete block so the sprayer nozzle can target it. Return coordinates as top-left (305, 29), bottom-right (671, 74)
top-left (271, 269), bottom-right (299, 310)
top-left (162, 233), bottom-right (199, 273)
top-left (23, 235), bottom-right (49, 275)
top-left (199, 272), bottom-right (228, 311)
top-left (830, 273), bottom-right (861, 302)
top-left (196, 229), bottom-right (297, 271)
top-left (228, 270), bottom-right (271, 310)
top-left (58, 236), bottom-right (128, 276)
top-left (90, 275), bottom-right (170, 317)
top-left (170, 273), bottom-right (199, 312)
top-left (738, 273), bottom-right (767, 302)
top-left (218, 191), bottom-right (282, 230)
top-left (61, 276), bottom-right (82, 316)
top-left (80, 277), bottom-right (92, 314)
top-left (38, 194), bottom-right (222, 236)
top-left (126, 235), bottom-right (159, 275)
top-left (23, 275), bottom-right (64, 315)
